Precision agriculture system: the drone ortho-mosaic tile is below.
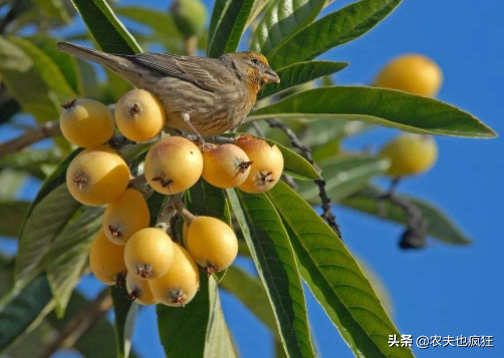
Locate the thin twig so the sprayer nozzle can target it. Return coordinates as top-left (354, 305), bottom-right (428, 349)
top-left (155, 195), bottom-right (179, 233)
top-left (0, 120), bottom-right (62, 159)
top-left (266, 118), bottom-right (342, 238)
top-left (38, 288), bottom-right (112, 358)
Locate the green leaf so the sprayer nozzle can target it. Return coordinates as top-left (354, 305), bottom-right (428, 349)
top-left (246, 0), bottom-right (271, 27)
top-left (262, 137), bottom-right (320, 180)
top-left (341, 186), bottom-right (472, 245)
top-left (258, 61), bottom-right (348, 100)
top-left (267, 0), bottom-right (402, 69)
top-left (15, 184), bottom-right (81, 281)
top-left (147, 192), bottom-right (167, 227)
top-left (15, 149), bottom-right (82, 281)
top-left (187, 179), bottom-right (232, 225)
top-left (47, 290), bottom-right (124, 358)
top-left (46, 207), bottom-right (104, 316)
top-left (0, 170), bottom-right (25, 200)
top-left (30, 35), bottom-right (83, 95)
top-left (0, 201), bottom-right (30, 238)
top-left (157, 275), bottom-right (236, 358)
top-left (227, 189), bottom-right (315, 358)
top-left (70, 0), bottom-right (142, 54)
top-left (207, 0), bottom-right (256, 58)
top-left (248, 86), bottom-right (497, 138)
top-left (0, 275), bottom-right (54, 354)
top-left (267, 182), bottom-right (414, 358)
top-left (208, 0), bottom-right (230, 50)
top-left (8, 36), bottom-right (77, 98)
top-left (114, 6), bottom-right (183, 53)
top-left (298, 155), bottom-right (390, 204)
top-left (31, 0), bottom-right (71, 24)
top-left (0, 148), bottom-right (61, 180)
top-left (0, 36), bottom-right (61, 124)
top-left (220, 265), bottom-right (277, 335)
top-left (111, 285), bottom-right (138, 358)
top-left (251, 0), bottom-right (326, 55)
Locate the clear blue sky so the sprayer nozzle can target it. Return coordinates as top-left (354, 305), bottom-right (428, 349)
top-left (2, 0), bottom-right (504, 357)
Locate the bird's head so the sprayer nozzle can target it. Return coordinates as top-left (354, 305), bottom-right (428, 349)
top-left (223, 52), bottom-right (280, 95)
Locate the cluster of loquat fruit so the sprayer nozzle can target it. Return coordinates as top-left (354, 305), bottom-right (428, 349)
top-left (59, 89), bottom-right (284, 307)
top-left (375, 54), bottom-right (441, 177)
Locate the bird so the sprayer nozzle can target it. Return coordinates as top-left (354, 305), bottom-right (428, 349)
top-left (56, 42), bottom-right (280, 138)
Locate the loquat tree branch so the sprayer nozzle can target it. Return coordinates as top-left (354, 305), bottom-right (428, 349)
top-left (266, 118), bottom-right (343, 239)
top-left (357, 188), bottom-right (427, 249)
top-left (38, 288), bottom-right (112, 358)
top-left (0, 120), bottom-right (62, 159)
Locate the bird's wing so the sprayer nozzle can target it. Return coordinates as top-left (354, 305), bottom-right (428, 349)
top-left (125, 53), bottom-right (227, 92)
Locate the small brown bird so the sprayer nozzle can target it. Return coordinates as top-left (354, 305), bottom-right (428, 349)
top-left (57, 42), bottom-right (280, 137)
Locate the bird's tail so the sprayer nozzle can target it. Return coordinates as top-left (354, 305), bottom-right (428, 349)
top-left (56, 41), bottom-right (129, 69)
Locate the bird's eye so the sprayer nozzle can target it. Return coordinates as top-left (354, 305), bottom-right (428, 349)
top-left (251, 58), bottom-right (260, 66)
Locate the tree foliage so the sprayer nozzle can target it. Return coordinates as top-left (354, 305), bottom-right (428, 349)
top-left (0, 0), bottom-right (495, 357)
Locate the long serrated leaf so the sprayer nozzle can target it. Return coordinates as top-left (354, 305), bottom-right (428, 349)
top-left (299, 156), bottom-right (390, 204)
top-left (46, 207), bottom-right (104, 316)
top-left (209, 0), bottom-right (229, 42)
top-left (14, 149), bottom-right (81, 280)
top-left (227, 189), bottom-right (315, 358)
top-left (15, 184), bottom-right (81, 281)
top-left (70, 0), bottom-right (142, 54)
top-left (114, 6), bottom-right (183, 53)
top-left (264, 137), bottom-right (320, 180)
top-left (30, 35), bottom-right (83, 95)
top-left (111, 285), bottom-right (138, 358)
top-left (207, 0), bottom-right (256, 58)
top-left (251, 0), bottom-right (326, 55)
top-left (248, 86), bottom-right (497, 138)
top-left (0, 148), bottom-right (61, 180)
top-left (258, 61), bottom-right (348, 99)
top-left (341, 186), bottom-right (472, 245)
top-left (0, 275), bottom-right (54, 354)
top-left (220, 265), bottom-right (277, 336)
top-left (0, 201), bottom-right (30, 238)
top-left (8, 36), bottom-right (76, 98)
top-left (0, 36), bottom-right (61, 124)
top-left (187, 179), bottom-right (232, 224)
top-left (157, 275), bottom-right (236, 357)
top-left (267, 0), bottom-right (402, 69)
top-left (267, 181), bottom-right (414, 358)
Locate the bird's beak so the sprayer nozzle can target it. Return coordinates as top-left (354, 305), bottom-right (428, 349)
top-left (264, 68), bottom-right (280, 84)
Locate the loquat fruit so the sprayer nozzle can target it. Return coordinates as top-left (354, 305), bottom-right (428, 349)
top-left (144, 136), bottom-right (203, 195)
top-left (124, 228), bottom-right (174, 280)
top-left (59, 99), bottom-right (115, 148)
top-left (89, 230), bottom-right (127, 285)
top-left (374, 54), bottom-right (443, 97)
top-left (149, 243), bottom-right (200, 307)
top-left (103, 189), bottom-right (150, 245)
top-left (126, 271), bottom-right (158, 306)
top-left (66, 146), bottom-right (130, 206)
top-left (115, 89), bottom-right (166, 142)
top-left (380, 134), bottom-right (438, 177)
top-left (235, 135), bottom-right (284, 194)
top-left (202, 144), bottom-right (252, 188)
top-left (186, 216), bottom-right (238, 275)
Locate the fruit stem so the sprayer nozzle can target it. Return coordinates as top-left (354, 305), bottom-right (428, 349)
top-left (155, 203), bottom-right (178, 233)
top-left (173, 200), bottom-right (196, 225)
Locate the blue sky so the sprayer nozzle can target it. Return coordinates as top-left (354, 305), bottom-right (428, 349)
top-left (2, 0), bottom-right (504, 357)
